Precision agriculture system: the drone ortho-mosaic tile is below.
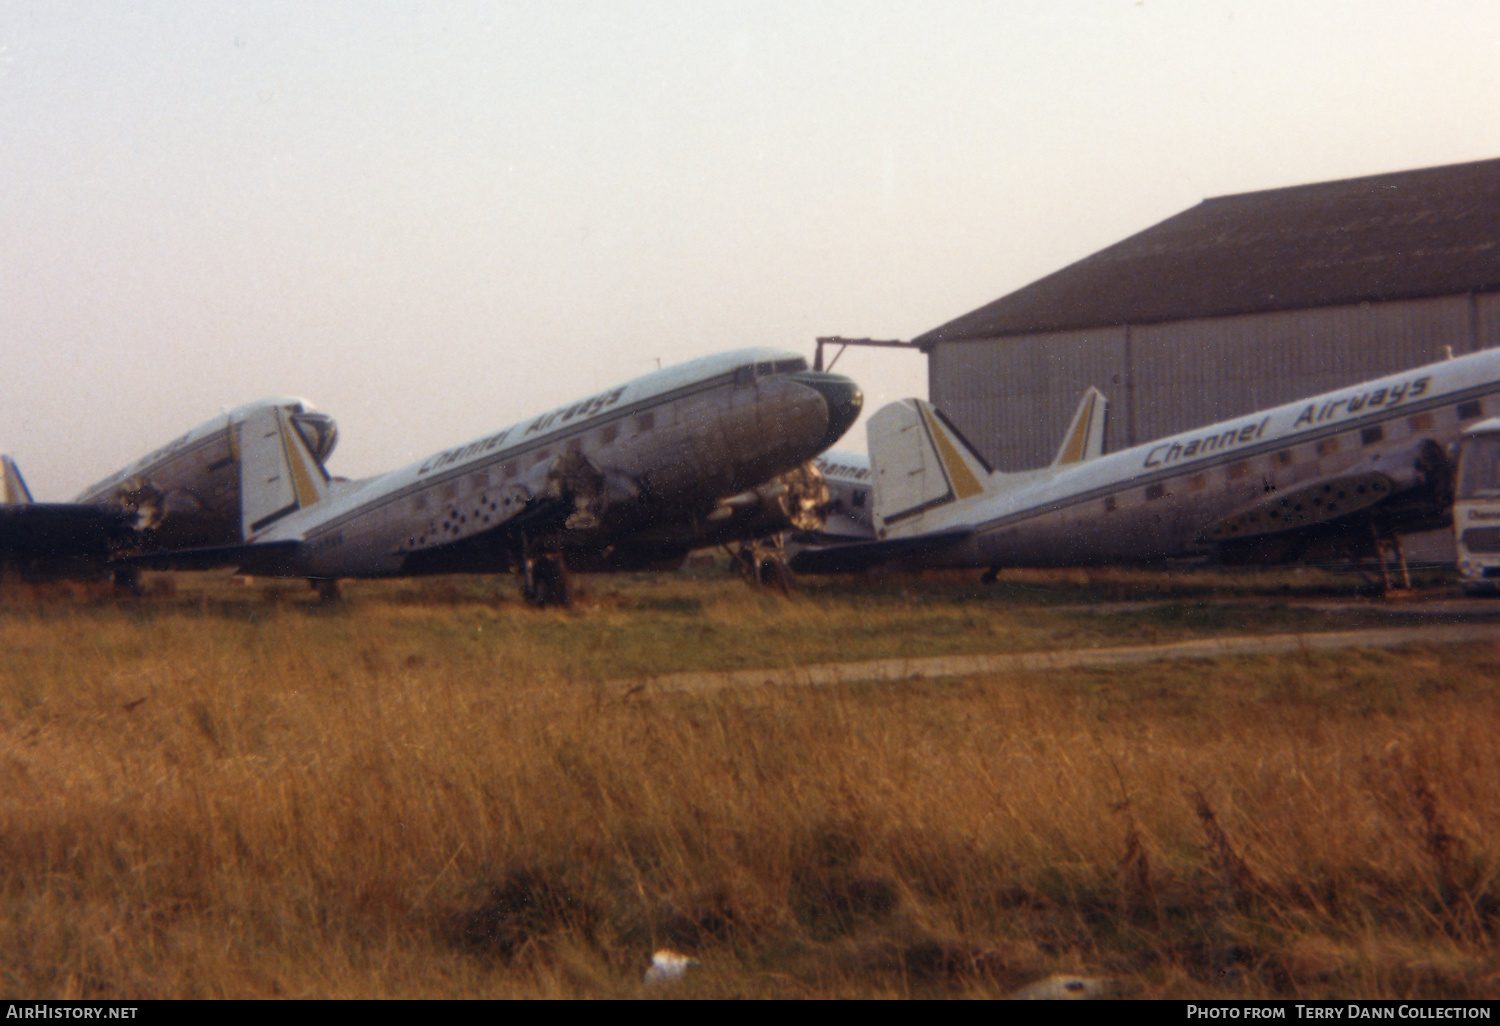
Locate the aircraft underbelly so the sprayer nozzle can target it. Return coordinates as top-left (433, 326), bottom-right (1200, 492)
top-left (970, 458), bottom-right (1411, 568)
top-left (976, 491), bottom-right (1219, 566)
top-left (312, 500), bottom-right (486, 578)
top-left (303, 536), bottom-right (404, 578)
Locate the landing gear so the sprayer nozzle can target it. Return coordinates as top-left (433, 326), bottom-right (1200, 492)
top-left (731, 537), bottom-right (793, 596)
top-left (112, 566), bottom-right (142, 597)
top-left (310, 578), bottom-right (342, 604)
top-left (1388, 533), bottom-right (1413, 591)
top-left (517, 530), bottom-right (571, 608)
top-left (758, 550), bottom-right (793, 596)
top-left (1368, 526), bottom-right (1413, 597)
top-left (522, 554), bottom-right (570, 607)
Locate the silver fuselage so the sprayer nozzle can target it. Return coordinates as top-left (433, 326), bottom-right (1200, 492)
top-left (810, 450), bottom-right (875, 541)
top-left (256, 350), bottom-right (861, 577)
top-left (884, 350), bottom-right (1500, 568)
top-left (74, 398), bottom-right (329, 552)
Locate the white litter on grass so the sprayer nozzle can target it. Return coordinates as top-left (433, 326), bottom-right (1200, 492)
top-left (643, 949), bottom-right (699, 986)
top-left (1008, 974), bottom-right (1122, 1000)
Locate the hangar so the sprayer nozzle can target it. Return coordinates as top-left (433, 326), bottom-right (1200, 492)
top-left (915, 157), bottom-right (1500, 472)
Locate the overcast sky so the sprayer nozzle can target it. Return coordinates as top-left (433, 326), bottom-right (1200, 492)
top-left (6, 1), bottom-right (1500, 496)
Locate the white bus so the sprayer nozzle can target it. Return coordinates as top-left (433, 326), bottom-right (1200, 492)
top-left (1455, 416), bottom-right (1500, 595)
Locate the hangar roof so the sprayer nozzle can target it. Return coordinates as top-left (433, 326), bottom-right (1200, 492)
top-left (916, 157), bottom-right (1500, 345)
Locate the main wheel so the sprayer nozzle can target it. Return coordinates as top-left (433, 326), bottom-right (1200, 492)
top-left (523, 556), bottom-right (570, 608)
top-left (757, 553), bottom-right (793, 596)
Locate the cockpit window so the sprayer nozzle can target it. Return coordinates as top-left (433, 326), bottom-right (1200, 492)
top-left (290, 411), bottom-right (339, 465)
top-left (735, 357), bottom-right (809, 386)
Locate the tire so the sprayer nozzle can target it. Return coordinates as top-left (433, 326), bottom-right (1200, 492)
top-left (525, 558), bottom-right (570, 607)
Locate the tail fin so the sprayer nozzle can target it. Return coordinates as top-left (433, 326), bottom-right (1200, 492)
top-left (869, 399), bottom-right (995, 531)
top-left (237, 405), bottom-right (330, 539)
top-left (1, 456), bottom-right (34, 505)
top-left (1051, 387), bottom-right (1108, 467)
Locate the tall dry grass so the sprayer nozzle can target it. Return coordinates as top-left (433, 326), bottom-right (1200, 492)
top-left (0, 573), bottom-right (1496, 997)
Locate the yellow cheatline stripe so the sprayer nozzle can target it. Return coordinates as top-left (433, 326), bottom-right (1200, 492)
top-left (277, 411), bottom-right (322, 508)
top-left (920, 405), bottom-right (984, 500)
top-left (1059, 393), bottom-right (1095, 465)
top-left (2, 458), bottom-right (29, 504)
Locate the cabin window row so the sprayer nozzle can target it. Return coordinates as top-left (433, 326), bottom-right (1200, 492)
top-left (1103, 399), bottom-right (1482, 513)
top-left (407, 414), bottom-right (669, 512)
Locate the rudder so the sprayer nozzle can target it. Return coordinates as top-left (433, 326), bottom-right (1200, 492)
top-left (237, 406), bottom-right (330, 539)
top-left (1, 456), bottom-right (34, 505)
top-left (869, 399), bottom-right (994, 533)
top-left (1051, 387), bottom-right (1108, 467)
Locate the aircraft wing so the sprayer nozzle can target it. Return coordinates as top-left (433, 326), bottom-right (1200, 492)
top-left (789, 527), bottom-right (973, 574)
top-left (0, 502), bottom-right (135, 572)
top-left (1, 454), bottom-right (132, 567)
top-left (121, 540), bottom-right (305, 576)
top-left (1200, 438), bottom-right (1454, 562)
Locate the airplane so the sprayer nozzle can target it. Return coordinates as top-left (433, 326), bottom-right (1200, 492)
top-left (811, 449), bottom-right (877, 541)
top-left (788, 389), bottom-right (1106, 571)
top-left (1, 454), bottom-right (134, 582)
top-left (1, 398), bottom-right (338, 587)
top-left (722, 448), bottom-right (875, 589)
top-left (777, 450), bottom-right (875, 570)
top-left (136, 349), bottom-right (863, 605)
top-left (790, 348), bottom-right (1500, 577)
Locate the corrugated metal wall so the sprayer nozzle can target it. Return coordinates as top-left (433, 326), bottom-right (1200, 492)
top-left (1477, 291), bottom-right (1500, 349)
top-left (1129, 295), bottom-right (1474, 445)
top-left (929, 328), bottom-right (1129, 471)
top-left (930, 294), bottom-right (1500, 472)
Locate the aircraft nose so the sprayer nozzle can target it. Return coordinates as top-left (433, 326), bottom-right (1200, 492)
top-left (790, 371), bottom-right (864, 451)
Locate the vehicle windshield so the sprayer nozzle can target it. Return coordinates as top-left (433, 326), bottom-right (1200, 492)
top-left (1457, 434), bottom-right (1500, 499)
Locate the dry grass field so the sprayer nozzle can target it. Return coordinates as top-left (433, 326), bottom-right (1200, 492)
top-left (0, 566), bottom-right (1497, 998)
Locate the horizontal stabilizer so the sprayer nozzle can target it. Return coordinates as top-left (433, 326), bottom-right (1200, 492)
top-left (789, 528), bottom-right (972, 574)
top-left (2, 456), bottom-right (34, 505)
top-left (122, 540), bottom-right (303, 575)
